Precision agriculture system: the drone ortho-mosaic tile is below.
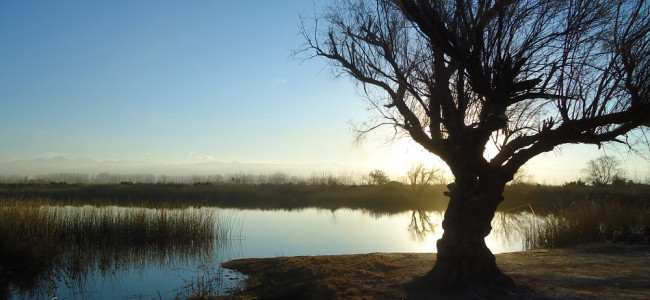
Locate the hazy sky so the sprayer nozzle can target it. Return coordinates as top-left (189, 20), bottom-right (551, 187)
top-left (1, 1), bottom-right (648, 184)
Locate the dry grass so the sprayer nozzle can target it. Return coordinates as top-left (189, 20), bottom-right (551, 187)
top-left (222, 244), bottom-right (650, 299)
top-left (222, 254), bottom-right (411, 300)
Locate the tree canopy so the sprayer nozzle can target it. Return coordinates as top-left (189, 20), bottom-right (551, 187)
top-left (301, 0), bottom-right (650, 182)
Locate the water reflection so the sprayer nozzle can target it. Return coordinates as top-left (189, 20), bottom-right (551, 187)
top-left (404, 210), bottom-right (534, 252)
top-left (490, 211), bottom-right (538, 252)
top-left (407, 210), bottom-right (441, 242)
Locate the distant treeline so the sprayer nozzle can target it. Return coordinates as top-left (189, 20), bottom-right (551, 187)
top-left (2, 181), bottom-right (649, 214)
top-left (0, 172), bottom-right (367, 186)
top-left (0, 182), bottom-right (451, 213)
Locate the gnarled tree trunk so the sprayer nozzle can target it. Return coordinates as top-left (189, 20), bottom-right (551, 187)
top-left (408, 176), bottom-right (517, 298)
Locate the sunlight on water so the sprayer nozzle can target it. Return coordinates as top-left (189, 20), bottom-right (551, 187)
top-left (236, 209), bottom-right (529, 257)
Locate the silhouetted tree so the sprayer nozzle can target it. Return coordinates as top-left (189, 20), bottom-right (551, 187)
top-left (583, 155), bottom-right (625, 186)
top-left (610, 175), bottom-right (629, 187)
top-left (407, 163), bottom-right (444, 191)
top-left (300, 0), bottom-right (649, 295)
top-left (368, 169), bottom-right (390, 185)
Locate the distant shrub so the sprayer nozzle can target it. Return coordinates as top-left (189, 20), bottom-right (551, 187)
top-left (563, 179), bottom-right (586, 187)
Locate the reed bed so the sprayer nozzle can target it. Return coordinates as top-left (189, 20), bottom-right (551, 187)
top-left (508, 201), bottom-right (650, 250)
top-left (0, 199), bottom-right (231, 298)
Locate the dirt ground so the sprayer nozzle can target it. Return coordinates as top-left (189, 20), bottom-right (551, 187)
top-left (221, 243), bottom-right (650, 299)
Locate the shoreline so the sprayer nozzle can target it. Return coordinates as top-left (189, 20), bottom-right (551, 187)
top-left (222, 243), bottom-right (650, 299)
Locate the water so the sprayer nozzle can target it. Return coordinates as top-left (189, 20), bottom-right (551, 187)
top-left (237, 209), bottom-right (527, 257)
top-left (8, 208), bottom-right (533, 299)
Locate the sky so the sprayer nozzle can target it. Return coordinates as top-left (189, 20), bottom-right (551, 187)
top-left (1, 1), bottom-right (648, 184)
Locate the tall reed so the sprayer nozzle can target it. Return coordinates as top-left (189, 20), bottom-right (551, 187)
top-left (514, 201), bottom-right (650, 249)
top-left (0, 199), bottom-right (230, 298)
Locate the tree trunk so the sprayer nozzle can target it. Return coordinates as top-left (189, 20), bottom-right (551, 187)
top-left (408, 177), bottom-right (518, 298)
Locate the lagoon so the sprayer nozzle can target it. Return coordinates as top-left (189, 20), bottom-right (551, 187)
top-left (8, 207), bottom-right (531, 299)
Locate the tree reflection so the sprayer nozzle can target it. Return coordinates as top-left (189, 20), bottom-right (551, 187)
top-left (408, 210), bottom-right (438, 241)
top-left (491, 205), bottom-right (539, 250)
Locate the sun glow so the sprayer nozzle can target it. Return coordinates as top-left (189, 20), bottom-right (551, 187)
top-left (368, 137), bottom-right (451, 181)
top-left (365, 131), bottom-right (507, 182)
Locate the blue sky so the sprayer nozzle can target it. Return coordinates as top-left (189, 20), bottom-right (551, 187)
top-left (1, 1), bottom-right (648, 183)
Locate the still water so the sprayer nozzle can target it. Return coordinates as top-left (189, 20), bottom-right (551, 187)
top-left (10, 207), bottom-right (531, 299)
top-left (238, 209), bottom-right (526, 257)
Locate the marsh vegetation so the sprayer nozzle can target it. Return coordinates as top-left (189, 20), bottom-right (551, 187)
top-left (0, 182), bottom-right (451, 212)
top-left (0, 199), bottom-right (239, 299)
top-left (499, 184), bottom-right (650, 248)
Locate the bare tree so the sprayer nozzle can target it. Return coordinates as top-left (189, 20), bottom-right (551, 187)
top-left (407, 162), bottom-right (444, 191)
top-left (583, 155), bottom-right (625, 186)
top-left (300, 0), bottom-right (649, 294)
